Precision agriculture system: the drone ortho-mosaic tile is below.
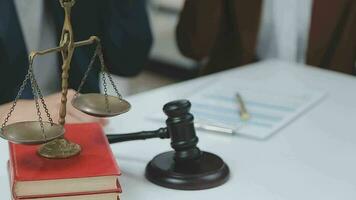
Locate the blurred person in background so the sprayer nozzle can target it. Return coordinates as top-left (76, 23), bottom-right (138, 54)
top-left (176, 0), bottom-right (356, 75)
top-left (0, 0), bottom-right (152, 124)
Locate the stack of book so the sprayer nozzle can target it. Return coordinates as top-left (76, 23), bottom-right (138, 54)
top-left (7, 123), bottom-right (121, 200)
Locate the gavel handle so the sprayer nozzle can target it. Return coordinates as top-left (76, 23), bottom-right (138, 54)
top-left (106, 128), bottom-right (169, 144)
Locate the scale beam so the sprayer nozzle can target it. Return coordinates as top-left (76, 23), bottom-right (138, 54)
top-left (74, 36), bottom-right (100, 48)
top-left (29, 46), bottom-right (65, 61)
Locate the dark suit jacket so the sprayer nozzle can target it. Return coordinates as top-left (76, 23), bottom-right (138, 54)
top-left (176, 0), bottom-right (356, 75)
top-left (0, 0), bottom-right (152, 104)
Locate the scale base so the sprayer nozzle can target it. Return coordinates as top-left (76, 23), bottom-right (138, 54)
top-left (38, 138), bottom-right (81, 159)
top-left (145, 151), bottom-right (229, 190)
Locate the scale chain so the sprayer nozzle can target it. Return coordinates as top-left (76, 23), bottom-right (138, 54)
top-left (101, 67), bottom-right (111, 113)
top-left (1, 57), bottom-right (55, 137)
top-left (97, 46), bottom-right (123, 99)
top-left (1, 70), bottom-right (31, 129)
top-left (31, 69), bottom-right (54, 126)
top-left (75, 43), bottom-right (124, 114)
top-left (75, 42), bottom-right (123, 100)
top-left (97, 45), bottom-right (112, 113)
top-left (75, 45), bottom-right (100, 97)
top-left (28, 61), bottom-right (47, 140)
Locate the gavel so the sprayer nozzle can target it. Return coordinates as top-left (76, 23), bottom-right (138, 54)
top-left (107, 100), bottom-right (229, 190)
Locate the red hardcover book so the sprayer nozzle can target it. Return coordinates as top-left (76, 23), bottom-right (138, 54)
top-left (8, 123), bottom-right (121, 200)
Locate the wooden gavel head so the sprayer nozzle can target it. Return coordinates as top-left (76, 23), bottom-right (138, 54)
top-left (163, 100), bottom-right (202, 162)
top-left (145, 100), bottom-right (230, 190)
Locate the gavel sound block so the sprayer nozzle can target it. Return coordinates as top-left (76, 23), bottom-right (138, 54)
top-left (107, 100), bottom-right (230, 190)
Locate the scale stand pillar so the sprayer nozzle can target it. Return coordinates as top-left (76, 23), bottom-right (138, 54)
top-left (38, 0), bottom-right (81, 159)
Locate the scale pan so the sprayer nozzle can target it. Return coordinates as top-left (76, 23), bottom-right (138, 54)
top-left (72, 93), bottom-right (131, 117)
top-left (0, 121), bottom-right (64, 145)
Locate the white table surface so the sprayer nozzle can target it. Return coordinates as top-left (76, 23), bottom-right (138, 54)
top-left (1, 60), bottom-right (356, 199)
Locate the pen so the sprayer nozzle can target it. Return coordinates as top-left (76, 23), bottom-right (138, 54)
top-left (194, 122), bottom-right (236, 135)
top-left (236, 93), bottom-right (251, 121)
top-left (194, 122), bottom-right (259, 140)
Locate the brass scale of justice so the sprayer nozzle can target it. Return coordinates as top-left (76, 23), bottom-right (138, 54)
top-left (0, 0), bottom-right (131, 159)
